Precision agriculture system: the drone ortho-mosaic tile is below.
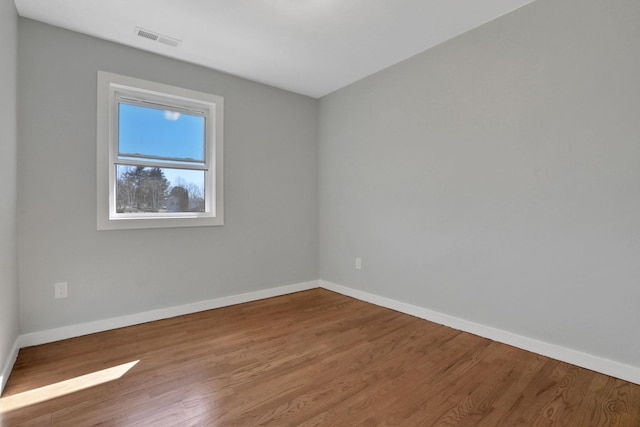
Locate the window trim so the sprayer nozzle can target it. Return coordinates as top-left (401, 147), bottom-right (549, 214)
top-left (97, 71), bottom-right (224, 230)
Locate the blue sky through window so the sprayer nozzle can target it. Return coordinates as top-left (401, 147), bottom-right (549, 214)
top-left (118, 103), bottom-right (205, 162)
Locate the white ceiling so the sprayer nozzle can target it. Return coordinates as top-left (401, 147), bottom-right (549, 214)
top-left (15, 0), bottom-right (536, 98)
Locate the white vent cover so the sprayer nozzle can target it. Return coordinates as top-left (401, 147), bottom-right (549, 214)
top-left (135, 27), bottom-right (181, 47)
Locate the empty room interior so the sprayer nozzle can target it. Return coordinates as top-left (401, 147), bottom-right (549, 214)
top-left (1, 0), bottom-right (639, 425)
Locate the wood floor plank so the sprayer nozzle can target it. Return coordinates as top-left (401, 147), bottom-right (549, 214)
top-left (2, 289), bottom-right (639, 426)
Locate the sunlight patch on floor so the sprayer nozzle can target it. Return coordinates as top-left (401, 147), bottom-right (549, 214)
top-left (0, 360), bottom-right (139, 413)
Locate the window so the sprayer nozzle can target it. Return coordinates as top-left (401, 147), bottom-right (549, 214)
top-left (97, 71), bottom-right (223, 230)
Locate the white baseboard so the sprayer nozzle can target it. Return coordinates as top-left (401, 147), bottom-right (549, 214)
top-left (1, 337), bottom-right (20, 394)
top-left (319, 280), bottom-right (640, 385)
top-left (8, 279), bottom-right (639, 389)
top-left (18, 280), bottom-right (319, 348)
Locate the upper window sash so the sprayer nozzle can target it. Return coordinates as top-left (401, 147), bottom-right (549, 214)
top-left (115, 96), bottom-right (208, 165)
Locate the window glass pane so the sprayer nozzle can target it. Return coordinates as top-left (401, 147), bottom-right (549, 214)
top-left (118, 103), bottom-right (205, 163)
top-left (116, 165), bottom-right (205, 213)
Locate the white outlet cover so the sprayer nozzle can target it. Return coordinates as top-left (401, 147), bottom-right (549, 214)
top-left (54, 282), bottom-right (68, 299)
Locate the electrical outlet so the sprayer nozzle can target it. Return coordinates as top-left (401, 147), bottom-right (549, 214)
top-left (54, 282), bottom-right (68, 299)
top-left (355, 257), bottom-right (362, 270)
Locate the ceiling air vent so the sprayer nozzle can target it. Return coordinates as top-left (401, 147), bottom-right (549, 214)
top-left (135, 27), bottom-right (181, 47)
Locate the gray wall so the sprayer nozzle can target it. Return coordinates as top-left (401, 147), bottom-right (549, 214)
top-left (0, 0), bottom-right (19, 382)
top-left (319, 0), bottom-right (640, 366)
top-left (18, 19), bottom-right (318, 334)
top-left (11, 0), bottom-right (640, 374)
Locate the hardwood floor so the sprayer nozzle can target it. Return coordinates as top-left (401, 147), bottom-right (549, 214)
top-left (2, 289), bottom-right (639, 426)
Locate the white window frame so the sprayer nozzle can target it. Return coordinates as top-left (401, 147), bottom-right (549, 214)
top-left (97, 71), bottom-right (224, 230)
